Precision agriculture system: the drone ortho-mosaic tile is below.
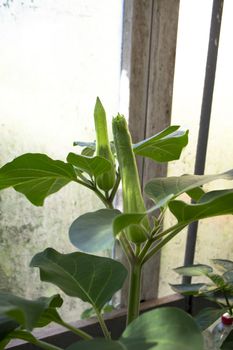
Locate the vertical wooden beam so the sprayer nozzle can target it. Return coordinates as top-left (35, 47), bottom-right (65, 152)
top-left (121, 0), bottom-right (180, 303)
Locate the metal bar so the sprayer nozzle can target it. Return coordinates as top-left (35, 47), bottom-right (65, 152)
top-left (182, 0), bottom-right (224, 311)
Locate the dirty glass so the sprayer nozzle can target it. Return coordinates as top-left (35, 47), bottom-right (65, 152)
top-left (0, 0), bottom-right (123, 321)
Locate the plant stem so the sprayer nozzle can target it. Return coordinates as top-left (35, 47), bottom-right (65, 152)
top-left (31, 339), bottom-right (63, 350)
top-left (118, 231), bottom-right (135, 264)
top-left (109, 171), bottom-right (121, 203)
top-left (74, 178), bottom-right (113, 208)
top-left (142, 225), bottom-right (187, 264)
top-left (95, 308), bottom-right (111, 339)
top-left (127, 262), bottom-right (142, 325)
top-left (60, 320), bottom-right (93, 340)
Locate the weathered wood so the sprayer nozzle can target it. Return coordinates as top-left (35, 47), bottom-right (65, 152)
top-left (121, 0), bottom-right (180, 304)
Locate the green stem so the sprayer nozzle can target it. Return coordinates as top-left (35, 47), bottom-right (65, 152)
top-left (60, 320), bottom-right (93, 340)
top-left (118, 231), bottom-right (135, 264)
top-left (31, 339), bottom-right (63, 350)
top-left (109, 171), bottom-right (121, 203)
top-left (138, 238), bottom-right (154, 263)
top-left (95, 308), bottom-right (111, 339)
top-left (135, 244), bottom-right (141, 257)
top-left (142, 225), bottom-right (187, 264)
top-left (75, 178), bottom-right (112, 208)
top-left (127, 262), bottom-right (142, 325)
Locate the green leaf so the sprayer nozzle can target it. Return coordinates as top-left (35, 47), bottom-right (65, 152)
top-left (30, 248), bottom-right (127, 311)
top-left (121, 307), bottom-right (203, 350)
top-left (0, 292), bottom-right (62, 330)
top-left (35, 308), bottom-right (63, 328)
top-left (195, 307), bottom-right (227, 331)
top-left (133, 126), bottom-right (188, 162)
top-left (81, 147), bottom-right (95, 157)
top-left (223, 271), bottom-right (233, 285)
top-left (67, 308), bottom-right (203, 350)
top-left (221, 330), bottom-right (233, 349)
top-left (212, 259), bottom-right (233, 273)
top-left (2, 330), bottom-right (40, 347)
top-left (67, 153), bottom-right (111, 178)
top-left (69, 209), bottom-right (121, 252)
top-left (186, 187), bottom-right (205, 201)
top-left (0, 338), bottom-right (11, 350)
top-left (169, 190), bottom-right (233, 223)
top-left (0, 316), bottom-right (18, 340)
top-left (81, 304), bottom-right (116, 320)
top-left (113, 213), bottom-right (146, 238)
top-left (205, 290), bottom-right (233, 306)
top-left (170, 283), bottom-right (208, 296)
top-left (73, 141), bottom-right (96, 148)
top-left (174, 264), bottom-right (213, 276)
top-left (145, 170), bottom-right (233, 205)
top-left (112, 201), bottom-right (171, 238)
top-left (0, 153), bottom-right (77, 206)
top-left (207, 273), bottom-right (226, 288)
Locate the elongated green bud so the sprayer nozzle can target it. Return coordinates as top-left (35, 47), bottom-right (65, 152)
top-left (94, 97), bottom-right (115, 191)
top-left (112, 114), bottom-right (150, 243)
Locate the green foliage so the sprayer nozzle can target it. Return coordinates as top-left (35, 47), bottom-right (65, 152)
top-left (30, 248), bottom-right (127, 312)
top-left (69, 209), bottom-right (121, 252)
top-left (171, 259), bottom-right (233, 330)
top-left (145, 170), bottom-right (233, 205)
top-left (0, 316), bottom-right (18, 340)
top-left (133, 125), bottom-right (188, 162)
top-left (67, 153), bottom-right (112, 179)
top-left (0, 98), bottom-right (233, 349)
top-left (0, 292), bottom-right (62, 330)
top-left (67, 308), bottom-right (203, 350)
top-left (0, 153), bottom-right (77, 206)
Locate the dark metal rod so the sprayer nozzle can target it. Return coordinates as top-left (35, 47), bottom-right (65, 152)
top-left (183, 0), bottom-right (224, 291)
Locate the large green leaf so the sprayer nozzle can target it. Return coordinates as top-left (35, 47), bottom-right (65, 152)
top-left (66, 308), bottom-right (203, 350)
top-left (69, 209), bottom-right (121, 252)
top-left (133, 126), bottom-right (188, 162)
top-left (169, 190), bottom-right (233, 223)
top-left (170, 283), bottom-right (208, 296)
top-left (30, 248), bottom-right (127, 311)
top-left (0, 153), bottom-right (77, 206)
top-left (0, 316), bottom-right (18, 340)
top-left (145, 170), bottom-right (233, 205)
top-left (121, 307), bottom-right (203, 350)
top-left (1, 330), bottom-right (41, 348)
top-left (195, 307), bottom-right (227, 331)
top-left (174, 264), bottom-right (213, 276)
top-left (67, 153), bottom-right (112, 178)
top-left (0, 292), bottom-right (62, 330)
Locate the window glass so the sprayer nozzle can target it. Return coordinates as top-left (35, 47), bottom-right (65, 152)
top-left (0, 0), bottom-right (123, 321)
top-left (159, 0), bottom-right (233, 297)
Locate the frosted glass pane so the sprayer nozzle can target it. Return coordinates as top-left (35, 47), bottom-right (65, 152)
top-left (0, 0), bottom-right (123, 321)
top-left (159, 0), bottom-right (233, 297)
